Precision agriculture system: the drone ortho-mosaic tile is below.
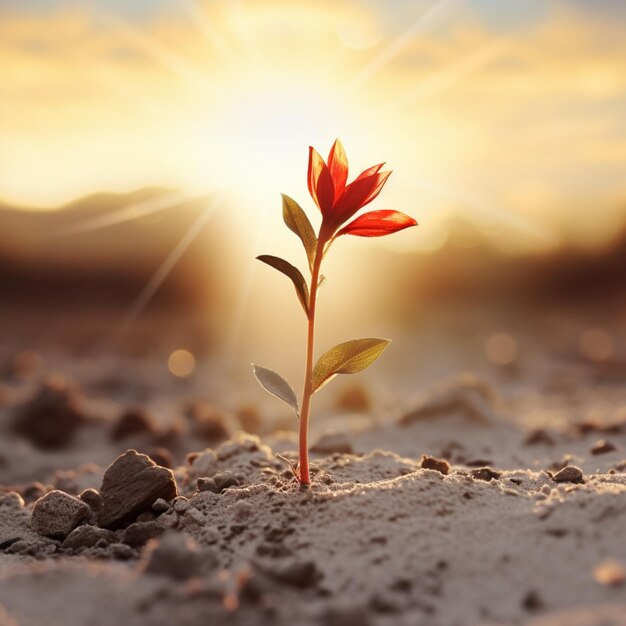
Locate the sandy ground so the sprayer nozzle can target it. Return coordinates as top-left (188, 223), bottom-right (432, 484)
top-left (1, 318), bottom-right (626, 626)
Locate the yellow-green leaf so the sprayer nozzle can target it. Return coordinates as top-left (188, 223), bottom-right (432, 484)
top-left (312, 338), bottom-right (390, 392)
top-left (282, 194), bottom-right (317, 271)
top-left (252, 364), bottom-right (299, 416)
top-left (257, 254), bottom-right (309, 315)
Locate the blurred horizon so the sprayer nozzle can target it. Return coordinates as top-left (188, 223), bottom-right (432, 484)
top-left (2, 0), bottom-right (626, 255)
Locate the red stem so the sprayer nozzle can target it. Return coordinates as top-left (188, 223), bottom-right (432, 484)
top-left (298, 238), bottom-right (325, 485)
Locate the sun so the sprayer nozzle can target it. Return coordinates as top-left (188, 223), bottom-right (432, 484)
top-left (176, 74), bottom-right (366, 209)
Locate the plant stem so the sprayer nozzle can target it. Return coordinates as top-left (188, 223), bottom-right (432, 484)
top-left (298, 238), bottom-right (325, 485)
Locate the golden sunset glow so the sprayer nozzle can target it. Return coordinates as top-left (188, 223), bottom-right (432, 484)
top-left (1, 0), bottom-right (626, 255)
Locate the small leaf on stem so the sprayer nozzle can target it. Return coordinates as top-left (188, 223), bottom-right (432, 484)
top-left (256, 254), bottom-right (309, 315)
top-left (318, 274), bottom-right (327, 288)
top-left (312, 338), bottom-right (391, 392)
top-left (282, 194), bottom-right (317, 271)
top-left (252, 364), bottom-right (299, 415)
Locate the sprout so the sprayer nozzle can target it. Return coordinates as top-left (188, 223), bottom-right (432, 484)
top-left (253, 139), bottom-right (417, 485)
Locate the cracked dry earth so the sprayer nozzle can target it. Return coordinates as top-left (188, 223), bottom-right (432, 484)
top-left (1, 376), bottom-right (626, 626)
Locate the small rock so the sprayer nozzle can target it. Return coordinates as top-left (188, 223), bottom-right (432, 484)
top-left (420, 455), bottom-right (450, 475)
top-left (137, 511), bottom-right (156, 523)
top-left (19, 482), bottom-right (48, 504)
top-left (152, 498), bottom-right (170, 513)
top-left (98, 450), bottom-right (178, 529)
top-left (525, 429), bottom-right (555, 446)
top-left (590, 440), bottom-right (617, 455)
top-left (197, 477), bottom-right (219, 493)
top-left (63, 525), bottom-right (115, 550)
top-left (31, 490), bottom-right (91, 539)
top-left (552, 465), bottom-right (584, 484)
top-left (172, 496), bottom-right (189, 513)
top-left (311, 432), bottom-right (353, 455)
top-left (111, 407), bottom-right (156, 442)
top-left (470, 467), bottom-right (501, 481)
top-left (79, 488), bottom-right (102, 512)
top-left (122, 521), bottom-right (162, 548)
top-left (13, 377), bottom-right (86, 449)
top-left (143, 531), bottom-right (217, 580)
top-left (143, 447), bottom-right (173, 469)
top-left (213, 471), bottom-right (240, 492)
top-left (109, 543), bottom-right (136, 561)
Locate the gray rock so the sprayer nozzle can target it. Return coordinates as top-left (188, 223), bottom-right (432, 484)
top-left (63, 525), bottom-right (115, 550)
top-left (31, 490), bottom-right (90, 539)
top-left (98, 450), bottom-right (178, 529)
top-left (552, 465), bottom-right (584, 484)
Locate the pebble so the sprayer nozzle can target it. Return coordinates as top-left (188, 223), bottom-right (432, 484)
top-left (13, 378), bottom-right (85, 450)
top-left (63, 525), bottom-right (115, 550)
top-left (97, 450), bottom-right (178, 529)
top-left (110, 407), bottom-right (156, 442)
top-left (420, 455), bottom-right (450, 475)
top-left (172, 496), bottom-right (189, 513)
top-left (31, 490), bottom-right (91, 539)
top-left (590, 440), bottom-right (617, 455)
top-left (470, 467), bottom-right (502, 481)
top-left (552, 465), bottom-right (584, 484)
top-left (79, 489), bottom-right (102, 512)
top-left (152, 498), bottom-right (171, 513)
top-left (213, 471), bottom-right (241, 492)
top-left (197, 477), bottom-right (219, 493)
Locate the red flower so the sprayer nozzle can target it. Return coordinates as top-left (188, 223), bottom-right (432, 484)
top-left (307, 139), bottom-right (417, 239)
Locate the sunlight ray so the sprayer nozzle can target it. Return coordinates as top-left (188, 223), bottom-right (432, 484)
top-left (346, 0), bottom-right (460, 94)
top-left (173, 0), bottom-right (240, 68)
top-left (118, 191), bottom-right (228, 334)
top-left (410, 178), bottom-right (560, 245)
top-left (98, 10), bottom-right (217, 95)
top-left (48, 190), bottom-right (205, 239)
top-left (223, 202), bottom-right (270, 373)
top-left (400, 38), bottom-right (511, 108)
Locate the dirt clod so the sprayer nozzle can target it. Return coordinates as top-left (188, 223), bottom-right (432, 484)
top-left (421, 455), bottom-right (450, 475)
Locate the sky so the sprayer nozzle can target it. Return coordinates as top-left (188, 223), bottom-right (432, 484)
top-left (1, 0), bottom-right (626, 252)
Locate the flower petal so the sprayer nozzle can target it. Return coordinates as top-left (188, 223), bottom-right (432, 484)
top-left (336, 210), bottom-right (418, 237)
top-left (307, 146), bottom-right (335, 215)
top-left (328, 139), bottom-right (349, 201)
top-left (334, 170), bottom-right (392, 226)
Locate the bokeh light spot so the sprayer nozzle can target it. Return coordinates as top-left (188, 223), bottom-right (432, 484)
top-left (168, 349), bottom-right (196, 378)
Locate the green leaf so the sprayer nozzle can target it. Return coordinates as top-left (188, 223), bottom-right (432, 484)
top-left (312, 338), bottom-right (390, 392)
top-left (282, 194), bottom-right (317, 271)
top-left (252, 364), bottom-right (299, 416)
top-left (257, 254), bottom-right (309, 315)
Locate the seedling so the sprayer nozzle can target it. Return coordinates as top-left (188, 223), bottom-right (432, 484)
top-left (253, 140), bottom-right (417, 485)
